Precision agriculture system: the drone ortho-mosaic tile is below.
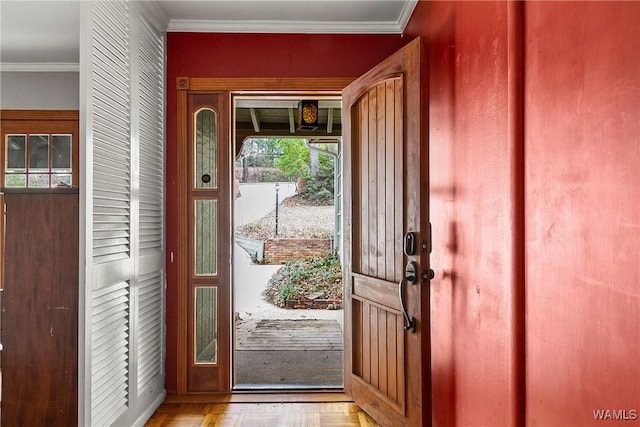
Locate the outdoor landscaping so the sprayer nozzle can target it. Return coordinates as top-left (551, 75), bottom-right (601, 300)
top-left (235, 137), bottom-right (343, 309)
top-left (263, 252), bottom-right (343, 309)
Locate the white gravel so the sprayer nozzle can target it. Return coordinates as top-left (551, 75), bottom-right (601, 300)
top-left (236, 197), bottom-right (335, 240)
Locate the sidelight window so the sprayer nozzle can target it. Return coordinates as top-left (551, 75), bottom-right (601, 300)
top-left (194, 286), bottom-right (218, 364)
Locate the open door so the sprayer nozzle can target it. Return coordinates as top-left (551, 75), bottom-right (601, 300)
top-left (342, 37), bottom-right (430, 426)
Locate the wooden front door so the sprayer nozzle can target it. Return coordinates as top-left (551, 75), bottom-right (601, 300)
top-left (343, 37), bottom-right (430, 426)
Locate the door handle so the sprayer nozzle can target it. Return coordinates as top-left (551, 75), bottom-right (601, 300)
top-left (398, 278), bottom-right (416, 333)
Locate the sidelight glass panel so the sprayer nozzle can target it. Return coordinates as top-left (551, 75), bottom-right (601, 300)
top-left (4, 174), bottom-right (26, 188)
top-left (6, 135), bottom-right (26, 171)
top-left (51, 174), bottom-right (72, 187)
top-left (28, 174), bottom-right (49, 188)
top-left (195, 199), bottom-right (217, 275)
top-left (29, 134), bottom-right (49, 171)
top-left (194, 108), bottom-right (217, 188)
top-left (52, 135), bottom-right (72, 171)
top-left (195, 287), bottom-right (218, 364)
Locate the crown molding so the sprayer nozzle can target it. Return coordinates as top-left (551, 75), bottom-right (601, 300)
top-left (139, 0), bottom-right (170, 33)
top-left (168, 0), bottom-right (418, 34)
top-left (0, 62), bottom-right (80, 72)
top-left (398, 0), bottom-right (418, 33)
top-left (169, 18), bottom-right (403, 34)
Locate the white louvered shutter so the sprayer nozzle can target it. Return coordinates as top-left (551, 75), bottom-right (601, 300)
top-left (133, 7), bottom-right (166, 416)
top-left (80, 1), bottom-right (166, 425)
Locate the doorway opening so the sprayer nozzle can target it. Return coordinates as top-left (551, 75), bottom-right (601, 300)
top-left (231, 95), bottom-right (344, 390)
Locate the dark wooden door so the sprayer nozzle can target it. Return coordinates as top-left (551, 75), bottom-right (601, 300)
top-left (1, 190), bottom-right (78, 426)
top-left (342, 37), bottom-right (430, 426)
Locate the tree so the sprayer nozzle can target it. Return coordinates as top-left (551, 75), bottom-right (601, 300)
top-left (240, 138), bottom-right (281, 167)
top-left (301, 145), bottom-right (335, 204)
top-left (274, 138), bottom-right (310, 179)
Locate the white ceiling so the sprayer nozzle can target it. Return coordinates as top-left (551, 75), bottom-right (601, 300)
top-left (0, 0), bottom-right (417, 70)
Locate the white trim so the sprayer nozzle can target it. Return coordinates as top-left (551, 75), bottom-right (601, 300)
top-left (139, 0), bottom-right (170, 33)
top-left (167, 0), bottom-right (418, 34)
top-left (0, 62), bottom-right (80, 72)
top-left (168, 19), bottom-right (405, 34)
top-left (78, 2), bottom-right (93, 424)
top-left (398, 0), bottom-right (419, 33)
top-left (131, 391), bottom-right (167, 427)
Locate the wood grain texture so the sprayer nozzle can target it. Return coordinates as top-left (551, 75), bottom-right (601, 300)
top-left (186, 93), bottom-right (232, 393)
top-left (1, 192), bottom-right (78, 426)
top-left (184, 77), bottom-right (353, 92)
top-left (0, 110), bottom-right (79, 121)
top-left (145, 399), bottom-right (380, 427)
top-left (176, 86), bottom-right (189, 395)
top-left (342, 37), bottom-right (429, 426)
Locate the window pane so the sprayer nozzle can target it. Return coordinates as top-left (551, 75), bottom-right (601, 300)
top-left (195, 199), bottom-right (217, 275)
top-left (52, 135), bottom-right (72, 170)
top-left (6, 135), bottom-right (26, 171)
top-left (194, 287), bottom-right (217, 364)
top-left (29, 134), bottom-right (49, 171)
top-left (28, 174), bottom-right (49, 188)
top-left (194, 109), bottom-right (217, 188)
top-left (5, 174), bottom-right (26, 188)
top-left (52, 174), bottom-right (72, 187)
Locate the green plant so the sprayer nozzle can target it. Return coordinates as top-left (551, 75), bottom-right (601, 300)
top-left (300, 152), bottom-right (335, 204)
top-left (279, 283), bottom-right (298, 304)
top-left (275, 138), bottom-right (310, 179)
top-left (263, 252), bottom-right (343, 307)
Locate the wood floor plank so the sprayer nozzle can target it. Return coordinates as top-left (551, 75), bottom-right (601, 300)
top-left (145, 398), bottom-right (381, 427)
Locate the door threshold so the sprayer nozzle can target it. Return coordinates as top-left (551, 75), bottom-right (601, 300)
top-left (163, 391), bottom-right (351, 404)
top-left (233, 384), bottom-right (343, 392)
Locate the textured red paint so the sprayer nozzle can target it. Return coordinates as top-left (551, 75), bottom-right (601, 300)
top-left (404, 2), bottom-right (522, 426)
top-left (525, 2), bottom-right (640, 425)
top-left (405, 0), bottom-right (639, 425)
top-left (164, 32), bottom-right (403, 394)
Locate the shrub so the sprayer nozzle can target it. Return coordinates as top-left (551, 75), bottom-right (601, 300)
top-left (264, 253), bottom-right (342, 307)
top-left (300, 153), bottom-right (335, 205)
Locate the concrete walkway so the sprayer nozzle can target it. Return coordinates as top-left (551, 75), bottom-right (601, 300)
top-left (232, 241), bottom-right (342, 326)
top-left (234, 182), bottom-right (297, 227)
top-left (232, 182), bottom-right (343, 335)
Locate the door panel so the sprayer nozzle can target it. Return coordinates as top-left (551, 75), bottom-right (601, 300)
top-left (186, 93), bottom-right (231, 392)
top-left (343, 37), bottom-right (429, 426)
top-left (1, 191), bottom-right (79, 425)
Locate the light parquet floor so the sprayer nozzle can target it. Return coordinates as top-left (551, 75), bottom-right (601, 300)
top-left (145, 395), bottom-right (380, 427)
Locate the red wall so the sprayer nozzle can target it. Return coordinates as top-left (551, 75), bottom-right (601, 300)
top-left (404, 2), bottom-right (522, 426)
top-left (165, 33), bottom-right (404, 394)
top-left (524, 2), bottom-right (640, 425)
top-left (404, 1), bottom-right (640, 426)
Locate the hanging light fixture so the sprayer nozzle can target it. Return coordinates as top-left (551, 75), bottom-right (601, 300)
top-left (297, 100), bottom-right (319, 130)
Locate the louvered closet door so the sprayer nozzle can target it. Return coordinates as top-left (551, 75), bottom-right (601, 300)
top-left (85, 2), bottom-right (133, 424)
top-left (80, 1), bottom-right (166, 425)
top-left (133, 5), bottom-right (166, 420)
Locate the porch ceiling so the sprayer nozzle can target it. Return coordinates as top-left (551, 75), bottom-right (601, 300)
top-left (235, 99), bottom-right (342, 148)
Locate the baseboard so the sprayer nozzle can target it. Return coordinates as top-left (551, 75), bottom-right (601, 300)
top-left (132, 390), bottom-right (167, 427)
